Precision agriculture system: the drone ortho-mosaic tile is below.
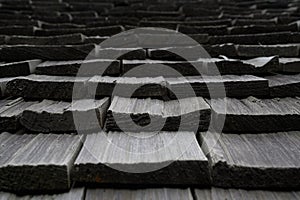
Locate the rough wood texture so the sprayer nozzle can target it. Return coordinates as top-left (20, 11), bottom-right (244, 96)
top-left (280, 58), bottom-right (300, 73)
top-left (0, 44), bottom-right (96, 61)
top-left (73, 131), bottom-right (211, 186)
top-left (122, 56), bottom-right (278, 77)
top-left (237, 45), bottom-right (299, 58)
top-left (0, 60), bottom-right (41, 78)
top-left (0, 98), bottom-right (37, 131)
top-left (5, 33), bottom-right (85, 45)
top-left (167, 75), bottom-right (269, 99)
top-left (195, 188), bottom-right (300, 200)
top-left (209, 97), bottom-right (300, 133)
top-left (86, 188), bottom-right (193, 200)
top-left (0, 77), bottom-right (20, 98)
top-left (200, 131), bottom-right (300, 189)
top-left (265, 73), bottom-right (300, 97)
top-left (36, 59), bottom-right (120, 76)
top-left (20, 98), bottom-right (110, 132)
top-left (0, 132), bottom-right (83, 192)
top-left (88, 76), bottom-right (168, 98)
top-left (6, 75), bottom-right (89, 100)
top-left (0, 188), bottom-right (85, 199)
top-left (106, 96), bottom-right (211, 132)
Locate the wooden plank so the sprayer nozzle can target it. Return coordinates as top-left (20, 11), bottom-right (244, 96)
top-left (86, 188), bottom-right (193, 200)
top-left (72, 131), bottom-right (211, 186)
top-left (6, 33), bottom-right (85, 45)
top-left (209, 97), bottom-right (300, 133)
top-left (0, 77), bottom-right (19, 98)
top-left (122, 56), bottom-right (278, 77)
top-left (0, 60), bottom-right (41, 78)
top-left (36, 59), bottom-right (120, 76)
top-left (0, 44), bottom-right (96, 61)
top-left (237, 45), bottom-right (299, 58)
top-left (200, 131), bottom-right (300, 189)
top-left (20, 98), bottom-right (110, 132)
top-left (195, 188), bottom-right (300, 200)
top-left (280, 58), bottom-right (300, 73)
top-left (0, 132), bottom-right (83, 192)
top-left (6, 75), bottom-right (89, 100)
top-left (87, 76), bottom-right (168, 98)
top-left (265, 73), bottom-right (300, 97)
top-left (35, 25), bottom-right (124, 36)
top-left (167, 75), bottom-right (269, 99)
top-left (0, 188), bottom-right (85, 199)
top-left (106, 96), bottom-right (211, 132)
top-left (0, 98), bottom-right (37, 131)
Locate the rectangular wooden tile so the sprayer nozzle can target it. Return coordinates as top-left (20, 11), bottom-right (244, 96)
top-left (237, 45), bottom-right (299, 58)
top-left (0, 98), bottom-right (37, 131)
top-left (280, 58), bottom-right (300, 73)
top-left (86, 188), bottom-right (193, 200)
top-left (72, 131), bottom-right (211, 186)
top-left (6, 75), bottom-right (89, 100)
top-left (167, 75), bottom-right (269, 99)
top-left (195, 188), bottom-right (300, 200)
top-left (209, 97), bottom-right (300, 133)
top-left (0, 133), bottom-right (83, 192)
top-left (106, 96), bottom-right (211, 132)
top-left (36, 59), bottom-right (120, 76)
top-left (265, 73), bottom-right (300, 97)
top-left (87, 76), bottom-right (168, 98)
top-left (200, 131), bottom-right (300, 189)
top-left (20, 98), bottom-right (110, 133)
top-left (0, 60), bottom-right (41, 78)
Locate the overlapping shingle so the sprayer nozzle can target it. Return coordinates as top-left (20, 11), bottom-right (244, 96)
top-left (200, 131), bottom-right (300, 189)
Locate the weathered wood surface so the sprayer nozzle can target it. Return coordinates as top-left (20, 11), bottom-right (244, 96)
top-left (0, 188), bottom-right (85, 199)
top-left (0, 132), bottom-right (83, 192)
top-left (6, 75), bottom-right (89, 100)
top-left (73, 131), bottom-right (210, 186)
top-left (0, 98), bottom-right (37, 131)
top-left (87, 76), bottom-right (168, 98)
top-left (200, 131), bottom-right (300, 189)
top-left (0, 44), bottom-right (96, 61)
top-left (280, 58), bottom-right (300, 73)
top-left (265, 73), bottom-right (300, 97)
top-left (236, 44), bottom-right (299, 58)
top-left (106, 96), bottom-right (211, 132)
top-left (209, 97), bottom-right (300, 133)
top-left (195, 188), bottom-right (300, 200)
top-left (209, 32), bottom-right (300, 45)
top-left (122, 56), bottom-right (278, 77)
top-left (167, 75), bottom-right (269, 99)
top-left (20, 98), bottom-right (110, 132)
top-left (0, 60), bottom-right (41, 78)
top-left (36, 59), bottom-right (120, 76)
top-left (0, 77), bottom-right (16, 97)
top-left (5, 33), bottom-right (85, 45)
top-left (35, 25), bottom-right (124, 36)
top-left (86, 188), bottom-right (193, 200)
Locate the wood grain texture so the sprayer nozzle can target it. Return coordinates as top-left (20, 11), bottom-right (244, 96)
top-left (0, 188), bottom-right (85, 199)
top-left (86, 188), bottom-right (193, 200)
top-left (6, 75), bottom-right (89, 100)
top-left (106, 96), bottom-right (211, 132)
top-left (0, 132), bottom-right (83, 192)
top-left (36, 59), bottom-right (120, 76)
top-left (195, 188), bottom-right (300, 200)
top-left (73, 131), bottom-right (211, 186)
top-left (122, 56), bottom-right (278, 77)
top-left (209, 97), bottom-right (300, 133)
top-left (167, 75), bottom-right (269, 99)
top-left (88, 76), bottom-right (168, 98)
top-left (5, 33), bottom-right (85, 45)
top-left (20, 98), bottom-right (110, 132)
top-left (0, 60), bottom-right (41, 78)
top-left (265, 73), bottom-right (300, 97)
top-left (280, 58), bottom-right (300, 73)
top-left (0, 98), bottom-right (37, 131)
top-left (200, 131), bottom-right (300, 189)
